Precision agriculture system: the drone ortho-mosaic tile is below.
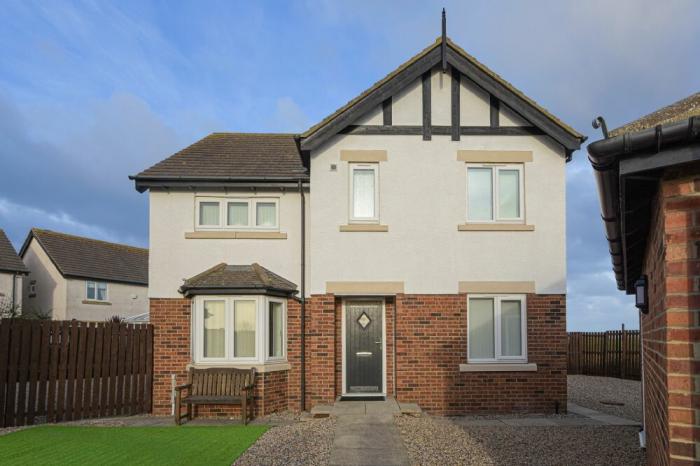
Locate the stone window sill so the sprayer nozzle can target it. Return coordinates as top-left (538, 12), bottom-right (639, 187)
top-left (188, 362), bottom-right (291, 373)
top-left (457, 224), bottom-right (535, 232)
top-left (459, 363), bottom-right (537, 372)
top-left (339, 224), bottom-right (389, 232)
top-left (185, 231), bottom-right (287, 239)
top-left (82, 300), bottom-right (112, 306)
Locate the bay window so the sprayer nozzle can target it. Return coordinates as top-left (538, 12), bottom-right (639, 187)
top-left (468, 295), bottom-right (526, 362)
top-left (193, 295), bottom-right (286, 364)
top-left (466, 164), bottom-right (523, 222)
top-left (196, 197), bottom-right (279, 230)
top-left (349, 163), bottom-right (379, 222)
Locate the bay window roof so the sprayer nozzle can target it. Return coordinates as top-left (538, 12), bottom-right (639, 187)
top-left (179, 263), bottom-right (297, 297)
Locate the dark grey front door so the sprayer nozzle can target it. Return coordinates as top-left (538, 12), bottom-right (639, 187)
top-left (345, 301), bottom-right (383, 394)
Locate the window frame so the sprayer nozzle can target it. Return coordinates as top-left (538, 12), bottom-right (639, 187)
top-left (195, 197), bottom-right (280, 231)
top-left (465, 163), bottom-right (524, 223)
top-left (467, 294), bottom-right (527, 363)
top-left (192, 295), bottom-right (287, 365)
top-left (265, 297), bottom-right (287, 362)
top-left (349, 163), bottom-right (380, 223)
top-left (85, 280), bottom-right (109, 302)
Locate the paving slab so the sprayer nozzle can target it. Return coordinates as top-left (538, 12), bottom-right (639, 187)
top-left (311, 404), bottom-right (333, 418)
top-left (398, 402), bottom-right (421, 416)
top-left (329, 399), bottom-right (409, 466)
top-left (500, 418), bottom-right (558, 427)
top-left (588, 414), bottom-right (641, 426)
top-left (567, 402), bottom-right (599, 416)
top-left (454, 419), bottom-right (504, 427)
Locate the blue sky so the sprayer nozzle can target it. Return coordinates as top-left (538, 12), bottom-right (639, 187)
top-left (1, 1), bottom-right (699, 330)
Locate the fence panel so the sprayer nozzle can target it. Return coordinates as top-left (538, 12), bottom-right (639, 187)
top-left (0, 319), bottom-right (153, 428)
top-left (568, 326), bottom-right (641, 380)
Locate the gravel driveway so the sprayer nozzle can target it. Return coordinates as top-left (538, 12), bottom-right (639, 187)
top-left (397, 415), bottom-right (645, 465)
top-left (234, 416), bottom-right (335, 466)
top-left (568, 375), bottom-right (642, 422)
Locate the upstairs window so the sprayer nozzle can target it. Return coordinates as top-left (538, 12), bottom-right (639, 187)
top-left (196, 198), bottom-right (279, 230)
top-left (466, 164), bottom-right (523, 222)
top-left (86, 281), bottom-right (108, 301)
top-left (350, 163), bottom-right (379, 222)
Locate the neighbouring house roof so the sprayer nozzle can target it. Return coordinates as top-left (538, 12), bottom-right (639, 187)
top-left (609, 92), bottom-right (700, 138)
top-left (300, 36), bottom-right (585, 151)
top-left (179, 263), bottom-right (297, 297)
top-left (0, 230), bottom-right (28, 274)
top-left (130, 133), bottom-right (308, 192)
top-left (588, 92), bottom-right (700, 292)
top-left (19, 229), bottom-right (148, 286)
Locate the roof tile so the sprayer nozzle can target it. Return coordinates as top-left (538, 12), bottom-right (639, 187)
top-left (0, 230), bottom-right (28, 274)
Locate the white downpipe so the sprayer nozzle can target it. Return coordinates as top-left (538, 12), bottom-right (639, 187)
top-left (639, 311), bottom-right (646, 449)
top-left (171, 374), bottom-right (176, 416)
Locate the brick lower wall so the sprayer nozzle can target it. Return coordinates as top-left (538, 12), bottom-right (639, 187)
top-left (150, 298), bottom-right (291, 418)
top-left (301, 292), bottom-right (567, 415)
top-left (642, 170), bottom-right (700, 465)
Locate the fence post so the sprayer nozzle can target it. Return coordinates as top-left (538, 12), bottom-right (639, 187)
top-left (621, 323), bottom-right (627, 379)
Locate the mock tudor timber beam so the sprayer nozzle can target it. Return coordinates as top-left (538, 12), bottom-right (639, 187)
top-left (422, 71), bottom-right (432, 141)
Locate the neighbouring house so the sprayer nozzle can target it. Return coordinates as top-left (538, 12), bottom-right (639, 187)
top-left (19, 228), bottom-right (149, 321)
top-left (132, 34), bottom-right (584, 418)
top-left (588, 93), bottom-right (700, 465)
top-left (0, 229), bottom-right (29, 317)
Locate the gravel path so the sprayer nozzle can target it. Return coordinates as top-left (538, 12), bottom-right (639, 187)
top-left (568, 375), bottom-right (642, 422)
top-left (397, 415), bottom-right (645, 465)
top-left (234, 416), bottom-right (335, 466)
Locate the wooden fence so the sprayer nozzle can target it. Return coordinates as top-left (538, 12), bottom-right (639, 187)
top-left (0, 319), bottom-right (153, 428)
top-left (568, 325), bottom-right (641, 380)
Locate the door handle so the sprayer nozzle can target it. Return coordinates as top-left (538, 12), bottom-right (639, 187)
top-left (375, 340), bottom-right (382, 345)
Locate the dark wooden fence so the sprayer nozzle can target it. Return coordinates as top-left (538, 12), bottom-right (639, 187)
top-left (0, 319), bottom-right (153, 428)
top-left (568, 325), bottom-right (641, 380)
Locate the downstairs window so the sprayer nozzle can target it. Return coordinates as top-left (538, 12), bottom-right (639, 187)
top-left (468, 295), bottom-right (526, 363)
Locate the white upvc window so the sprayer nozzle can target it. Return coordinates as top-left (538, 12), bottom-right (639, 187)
top-left (467, 295), bottom-right (527, 363)
top-left (193, 295), bottom-right (287, 364)
top-left (195, 197), bottom-right (279, 230)
top-left (349, 163), bottom-right (379, 223)
top-left (466, 164), bottom-right (524, 223)
top-left (86, 281), bottom-right (108, 301)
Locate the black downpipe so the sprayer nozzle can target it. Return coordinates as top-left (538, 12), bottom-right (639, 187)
top-left (298, 179), bottom-right (306, 411)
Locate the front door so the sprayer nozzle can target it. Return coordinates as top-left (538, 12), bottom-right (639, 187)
top-left (345, 301), bottom-right (383, 394)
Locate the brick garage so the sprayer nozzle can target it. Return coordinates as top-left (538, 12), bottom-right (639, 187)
top-left (642, 170), bottom-right (700, 466)
top-left (588, 98), bottom-right (700, 465)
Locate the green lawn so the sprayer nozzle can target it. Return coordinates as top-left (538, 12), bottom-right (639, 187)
top-left (0, 425), bottom-right (268, 465)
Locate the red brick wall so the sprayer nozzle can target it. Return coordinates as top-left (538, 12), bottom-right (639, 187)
top-left (300, 293), bottom-right (566, 414)
top-left (150, 297), bottom-right (292, 417)
top-left (642, 170), bottom-right (700, 465)
top-left (395, 293), bottom-right (567, 415)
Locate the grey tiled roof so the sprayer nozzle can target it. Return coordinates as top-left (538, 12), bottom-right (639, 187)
top-left (0, 230), bottom-right (28, 274)
top-left (20, 229), bottom-right (148, 285)
top-left (610, 92), bottom-right (700, 137)
top-left (180, 263), bottom-right (297, 296)
top-left (132, 133), bottom-right (308, 181)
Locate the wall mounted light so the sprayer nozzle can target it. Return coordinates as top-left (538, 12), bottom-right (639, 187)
top-left (634, 275), bottom-right (649, 314)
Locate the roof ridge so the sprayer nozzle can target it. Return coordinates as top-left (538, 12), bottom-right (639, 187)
top-left (31, 228), bottom-right (148, 253)
top-left (209, 132), bottom-right (297, 137)
top-left (251, 263), bottom-right (273, 286)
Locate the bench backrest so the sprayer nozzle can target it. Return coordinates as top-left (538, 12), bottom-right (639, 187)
top-left (188, 367), bottom-right (256, 397)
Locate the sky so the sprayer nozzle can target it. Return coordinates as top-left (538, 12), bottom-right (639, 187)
top-left (1, 0), bottom-right (699, 331)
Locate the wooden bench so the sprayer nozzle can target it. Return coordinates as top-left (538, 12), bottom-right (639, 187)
top-left (174, 367), bottom-right (256, 425)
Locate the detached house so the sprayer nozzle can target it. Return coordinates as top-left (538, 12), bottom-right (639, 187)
top-left (133, 36), bottom-right (584, 417)
top-left (20, 229), bottom-right (149, 321)
top-left (0, 229), bottom-right (28, 316)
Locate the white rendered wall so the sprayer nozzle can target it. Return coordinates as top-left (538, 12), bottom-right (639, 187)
top-left (22, 239), bottom-right (67, 319)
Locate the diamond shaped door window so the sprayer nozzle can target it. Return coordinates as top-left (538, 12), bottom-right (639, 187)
top-left (357, 312), bottom-right (371, 329)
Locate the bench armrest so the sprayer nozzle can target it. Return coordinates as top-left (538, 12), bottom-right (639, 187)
top-left (174, 383), bottom-right (192, 393)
